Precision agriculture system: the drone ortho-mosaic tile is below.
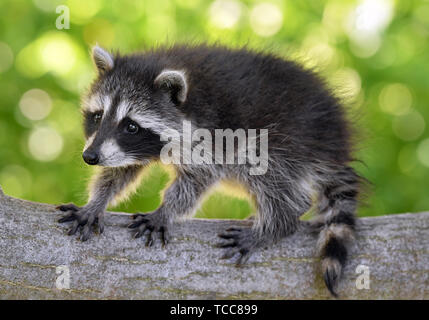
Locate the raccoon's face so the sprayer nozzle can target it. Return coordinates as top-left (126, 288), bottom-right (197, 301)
top-left (81, 46), bottom-right (188, 167)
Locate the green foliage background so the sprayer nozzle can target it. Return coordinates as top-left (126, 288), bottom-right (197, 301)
top-left (0, 0), bottom-right (428, 219)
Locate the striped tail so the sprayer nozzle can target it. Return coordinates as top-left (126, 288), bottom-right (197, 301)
top-left (313, 167), bottom-right (360, 297)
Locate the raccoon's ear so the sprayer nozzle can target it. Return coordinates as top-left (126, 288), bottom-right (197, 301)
top-left (154, 69), bottom-right (188, 104)
top-left (91, 45), bottom-right (114, 74)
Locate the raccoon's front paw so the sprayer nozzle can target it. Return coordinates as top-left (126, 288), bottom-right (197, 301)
top-left (217, 227), bottom-right (260, 266)
top-left (128, 212), bottom-right (169, 247)
top-left (57, 203), bottom-right (104, 241)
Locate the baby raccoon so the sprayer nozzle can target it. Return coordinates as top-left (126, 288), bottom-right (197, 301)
top-left (58, 44), bottom-right (363, 296)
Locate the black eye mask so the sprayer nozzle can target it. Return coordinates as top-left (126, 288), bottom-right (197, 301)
top-left (115, 117), bottom-right (165, 159)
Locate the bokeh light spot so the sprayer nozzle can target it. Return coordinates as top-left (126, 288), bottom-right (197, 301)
top-left (19, 89), bottom-right (52, 121)
top-left (349, 34), bottom-right (381, 58)
top-left (250, 3), bottom-right (283, 37)
top-left (379, 83), bottom-right (412, 115)
top-left (417, 138), bottom-right (429, 167)
top-left (40, 35), bottom-right (77, 75)
top-left (28, 126), bottom-right (64, 161)
top-left (392, 111), bottom-right (425, 141)
top-left (16, 32), bottom-right (83, 79)
top-left (346, 0), bottom-right (394, 57)
top-left (209, 0), bottom-right (243, 29)
top-left (353, 0), bottom-right (393, 33)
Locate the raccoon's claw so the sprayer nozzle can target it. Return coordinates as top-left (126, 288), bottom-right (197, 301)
top-left (57, 212), bottom-right (78, 223)
top-left (217, 227), bottom-right (258, 267)
top-left (57, 203), bottom-right (82, 225)
top-left (128, 213), bottom-right (169, 247)
top-left (57, 203), bottom-right (80, 213)
top-left (57, 203), bottom-right (104, 241)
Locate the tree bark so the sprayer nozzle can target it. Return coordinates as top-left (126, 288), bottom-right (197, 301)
top-left (0, 186), bottom-right (428, 299)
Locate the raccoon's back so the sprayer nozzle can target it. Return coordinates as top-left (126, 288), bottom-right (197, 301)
top-left (158, 45), bottom-right (353, 164)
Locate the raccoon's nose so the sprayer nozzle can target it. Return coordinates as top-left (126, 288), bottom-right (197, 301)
top-left (83, 150), bottom-right (99, 165)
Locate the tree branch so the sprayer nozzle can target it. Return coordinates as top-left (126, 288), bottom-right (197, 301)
top-left (0, 186), bottom-right (428, 299)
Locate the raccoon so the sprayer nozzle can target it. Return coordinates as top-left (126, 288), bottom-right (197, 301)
top-left (58, 44), bottom-right (363, 296)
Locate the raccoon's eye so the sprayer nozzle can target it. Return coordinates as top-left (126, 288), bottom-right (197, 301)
top-left (125, 122), bottom-right (139, 134)
top-left (93, 112), bottom-right (103, 123)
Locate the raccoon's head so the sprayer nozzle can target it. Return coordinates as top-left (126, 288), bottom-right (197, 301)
top-left (81, 46), bottom-right (187, 167)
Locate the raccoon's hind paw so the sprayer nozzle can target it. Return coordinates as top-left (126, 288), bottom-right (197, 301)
top-left (128, 212), bottom-right (169, 248)
top-left (217, 227), bottom-right (260, 267)
top-left (57, 203), bottom-right (104, 241)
